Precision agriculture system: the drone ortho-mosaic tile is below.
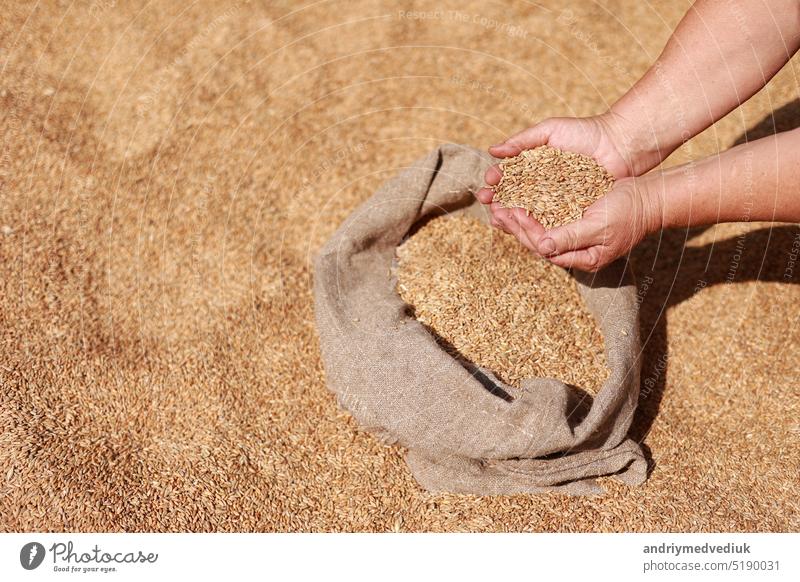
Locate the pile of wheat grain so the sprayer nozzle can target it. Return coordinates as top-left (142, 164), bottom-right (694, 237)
top-left (396, 215), bottom-right (609, 393)
top-left (492, 145), bottom-right (614, 229)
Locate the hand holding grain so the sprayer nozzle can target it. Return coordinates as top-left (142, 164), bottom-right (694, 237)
top-left (476, 113), bottom-right (638, 207)
top-left (511, 177), bottom-right (660, 272)
top-left (474, 114), bottom-right (662, 272)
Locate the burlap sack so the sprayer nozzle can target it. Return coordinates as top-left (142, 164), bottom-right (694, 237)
top-left (314, 143), bottom-right (647, 495)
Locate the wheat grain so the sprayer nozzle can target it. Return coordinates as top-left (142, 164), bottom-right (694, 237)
top-left (492, 145), bottom-right (614, 229)
top-left (396, 215), bottom-right (609, 393)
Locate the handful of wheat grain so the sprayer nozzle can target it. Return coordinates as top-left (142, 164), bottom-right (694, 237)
top-left (492, 145), bottom-right (614, 229)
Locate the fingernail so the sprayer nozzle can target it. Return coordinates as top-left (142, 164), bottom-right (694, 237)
top-left (539, 238), bottom-right (556, 255)
top-left (489, 143), bottom-right (504, 149)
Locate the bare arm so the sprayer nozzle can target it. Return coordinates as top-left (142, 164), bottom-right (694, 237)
top-left (652, 127), bottom-right (800, 230)
top-left (485, 0), bottom-right (800, 272)
top-left (611, 0), bottom-right (800, 174)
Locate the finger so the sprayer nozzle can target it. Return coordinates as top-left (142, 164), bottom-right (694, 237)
top-left (494, 214), bottom-right (513, 235)
top-left (489, 205), bottom-right (507, 231)
top-left (510, 208), bottom-right (546, 241)
top-left (510, 218), bottom-right (539, 254)
top-left (489, 121), bottom-right (553, 157)
top-left (508, 209), bottom-right (544, 255)
top-left (490, 203), bottom-right (514, 234)
top-left (539, 219), bottom-right (603, 256)
top-left (475, 187), bottom-right (495, 204)
top-left (495, 220), bottom-right (512, 235)
top-left (548, 247), bottom-right (603, 272)
top-left (489, 205), bottom-right (507, 233)
top-left (483, 164), bottom-right (502, 186)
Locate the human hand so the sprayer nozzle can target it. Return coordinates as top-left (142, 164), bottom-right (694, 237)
top-left (490, 175), bottom-right (662, 272)
top-left (476, 112), bottom-right (646, 205)
top-left (474, 113), bottom-right (664, 271)
top-left (475, 113), bottom-right (664, 236)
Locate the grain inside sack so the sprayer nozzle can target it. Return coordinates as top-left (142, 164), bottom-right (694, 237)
top-left (396, 215), bottom-right (609, 394)
top-left (314, 143), bottom-right (647, 495)
top-left (492, 145), bottom-right (614, 229)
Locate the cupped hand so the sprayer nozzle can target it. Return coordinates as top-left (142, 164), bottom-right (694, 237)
top-left (491, 176), bottom-right (662, 272)
top-left (475, 113), bottom-right (637, 210)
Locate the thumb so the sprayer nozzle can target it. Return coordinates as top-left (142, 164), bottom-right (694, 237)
top-left (489, 120), bottom-right (554, 157)
top-left (538, 219), bottom-right (602, 256)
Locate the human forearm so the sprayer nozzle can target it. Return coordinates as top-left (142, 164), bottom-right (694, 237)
top-left (645, 128), bottom-right (800, 231)
top-left (608, 0), bottom-right (800, 174)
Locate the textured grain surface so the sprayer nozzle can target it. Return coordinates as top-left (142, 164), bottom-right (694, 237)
top-left (396, 215), bottom-right (608, 392)
top-left (493, 146), bottom-right (614, 229)
top-left (1, 0), bottom-right (798, 532)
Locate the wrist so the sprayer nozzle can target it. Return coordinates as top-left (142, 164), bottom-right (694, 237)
top-left (600, 105), bottom-right (677, 176)
top-left (634, 171), bottom-right (668, 235)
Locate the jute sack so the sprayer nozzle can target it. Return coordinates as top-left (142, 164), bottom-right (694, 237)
top-left (314, 143), bottom-right (647, 495)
